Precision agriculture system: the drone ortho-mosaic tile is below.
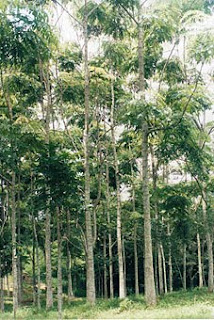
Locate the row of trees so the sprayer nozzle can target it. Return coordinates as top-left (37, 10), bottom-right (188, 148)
top-left (0, 0), bottom-right (214, 318)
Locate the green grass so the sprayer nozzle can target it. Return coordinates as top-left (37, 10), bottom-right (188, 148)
top-left (1, 288), bottom-right (214, 319)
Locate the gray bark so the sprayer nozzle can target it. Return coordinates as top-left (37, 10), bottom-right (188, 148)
top-left (197, 232), bottom-right (203, 288)
top-left (183, 243), bottom-right (187, 290)
top-left (57, 207), bottom-right (63, 320)
top-left (110, 77), bottom-right (126, 299)
top-left (67, 211), bottom-right (74, 301)
top-left (83, 1), bottom-right (96, 303)
top-left (138, 7), bottom-right (156, 305)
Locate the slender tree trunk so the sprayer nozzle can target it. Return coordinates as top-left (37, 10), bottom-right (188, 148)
top-left (134, 223), bottom-right (139, 296)
top-left (17, 175), bottom-right (22, 305)
top-left (202, 189), bottom-right (213, 292)
top-left (31, 169), bottom-right (41, 310)
top-left (41, 62), bottom-right (53, 309)
top-left (122, 238), bottom-right (127, 296)
top-left (67, 211), bottom-right (74, 301)
top-left (105, 156), bottom-right (114, 298)
top-left (167, 223), bottom-right (173, 292)
top-left (197, 232), bottom-right (203, 288)
top-left (160, 244), bottom-right (167, 294)
top-left (32, 241), bottom-right (37, 306)
top-left (11, 172), bottom-right (18, 318)
top-left (138, 8), bottom-right (156, 305)
top-left (83, 2), bottom-right (96, 303)
top-left (0, 255), bottom-right (4, 313)
top-left (103, 233), bottom-right (108, 299)
top-left (7, 274), bottom-right (10, 297)
top-left (154, 252), bottom-right (159, 294)
top-left (110, 77), bottom-right (126, 299)
top-left (57, 207), bottom-right (63, 320)
top-left (183, 243), bottom-right (187, 290)
top-left (131, 160), bottom-right (139, 296)
top-left (158, 245), bottom-right (164, 295)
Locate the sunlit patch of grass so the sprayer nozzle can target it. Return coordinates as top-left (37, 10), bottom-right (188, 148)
top-left (1, 288), bottom-right (214, 319)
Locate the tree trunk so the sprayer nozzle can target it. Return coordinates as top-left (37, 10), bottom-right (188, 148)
top-left (134, 223), bottom-right (139, 296)
top-left (131, 160), bottom-right (139, 296)
top-left (110, 77), bottom-right (126, 299)
top-left (103, 233), bottom-right (108, 299)
top-left (11, 172), bottom-right (18, 317)
top-left (197, 232), bottom-right (203, 288)
top-left (83, 2), bottom-right (96, 304)
top-left (122, 238), bottom-right (127, 296)
top-left (202, 189), bottom-right (213, 292)
top-left (31, 169), bottom-right (41, 310)
top-left (183, 243), bottom-right (187, 290)
top-left (67, 211), bottom-right (74, 301)
top-left (57, 207), bottom-right (63, 320)
top-left (0, 255), bottom-right (4, 313)
top-left (158, 245), bottom-right (164, 295)
top-left (41, 61), bottom-right (53, 309)
top-left (17, 175), bottom-right (22, 305)
top-left (160, 244), bottom-right (167, 294)
top-left (167, 223), bottom-right (173, 292)
top-left (105, 157), bottom-right (114, 299)
top-left (138, 8), bottom-right (156, 304)
top-left (32, 241), bottom-right (37, 307)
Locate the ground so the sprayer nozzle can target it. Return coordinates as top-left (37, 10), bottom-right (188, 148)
top-left (1, 288), bottom-right (214, 319)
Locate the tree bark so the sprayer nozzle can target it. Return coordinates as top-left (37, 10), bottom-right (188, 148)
top-left (138, 7), bottom-right (156, 305)
top-left (183, 243), bottom-right (187, 290)
top-left (197, 232), bottom-right (203, 288)
top-left (32, 241), bottom-right (37, 307)
top-left (103, 233), bottom-right (108, 299)
top-left (167, 223), bottom-right (173, 292)
top-left (41, 61), bottom-right (53, 309)
top-left (83, 1), bottom-right (96, 304)
top-left (134, 223), bottom-right (139, 296)
top-left (105, 155), bottom-right (114, 299)
top-left (67, 211), bottom-right (74, 301)
top-left (0, 255), bottom-right (4, 313)
top-left (202, 189), bottom-right (213, 292)
top-left (57, 207), bottom-right (63, 320)
top-left (11, 172), bottom-right (18, 317)
top-left (158, 245), bottom-right (164, 295)
top-left (110, 77), bottom-right (126, 299)
top-left (160, 244), bottom-right (167, 294)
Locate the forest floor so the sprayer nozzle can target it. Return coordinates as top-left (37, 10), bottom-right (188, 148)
top-left (1, 288), bottom-right (214, 319)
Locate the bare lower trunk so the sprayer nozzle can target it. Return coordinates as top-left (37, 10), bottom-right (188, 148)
top-left (158, 245), bottom-right (163, 295)
top-left (122, 238), bottom-right (127, 296)
top-left (183, 243), bottom-right (187, 290)
top-left (67, 211), bottom-right (74, 301)
top-left (202, 190), bottom-right (213, 292)
top-left (103, 234), bottom-right (108, 299)
top-left (11, 172), bottom-right (18, 318)
top-left (134, 223), bottom-right (139, 295)
top-left (7, 274), bottom-right (10, 297)
top-left (57, 207), bottom-right (63, 320)
top-left (160, 244), bottom-right (167, 294)
top-left (142, 124), bottom-right (156, 305)
top-left (167, 223), bottom-right (173, 292)
top-left (83, 4), bottom-right (96, 303)
top-left (105, 122), bottom-right (114, 299)
top-left (32, 241), bottom-right (37, 306)
top-left (197, 232), bottom-right (203, 288)
top-left (0, 256), bottom-right (4, 313)
top-left (111, 77), bottom-right (125, 299)
top-left (45, 202), bottom-right (53, 309)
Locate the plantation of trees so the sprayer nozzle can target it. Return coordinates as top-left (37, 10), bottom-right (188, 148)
top-left (1, 0), bottom-right (214, 318)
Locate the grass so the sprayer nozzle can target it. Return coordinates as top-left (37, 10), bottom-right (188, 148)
top-left (1, 288), bottom-right (214, 319)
